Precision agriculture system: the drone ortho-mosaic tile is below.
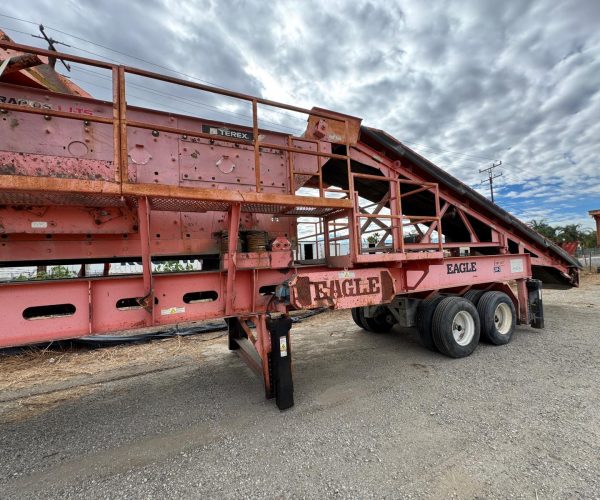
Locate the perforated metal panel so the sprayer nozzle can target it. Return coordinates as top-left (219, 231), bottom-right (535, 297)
top-left (149, 197), bottom-right (230, 212)
top-left (0, 191), bottom-right (127, 207)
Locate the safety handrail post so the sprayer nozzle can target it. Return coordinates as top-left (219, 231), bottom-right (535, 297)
top-left (397, 179), bottom-right (405, 253)
top-left (252, 99), bottom-right (260, 192)
top-left (118, 66), bottom-right (128, 188)
top-left (434, 184), bottom-right (443, 252)
top-left (111, 66), bottom-right (122, 187)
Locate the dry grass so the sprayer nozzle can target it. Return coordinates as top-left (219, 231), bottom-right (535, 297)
top-left (0, 333), bottom-right (225, 394)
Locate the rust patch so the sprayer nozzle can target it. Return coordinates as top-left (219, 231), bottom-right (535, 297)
top-left (380, 271), bottom-right (395, 302)
top-left (294, 276), bottom-right (312, 308)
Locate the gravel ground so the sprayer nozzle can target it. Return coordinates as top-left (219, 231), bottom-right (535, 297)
top-left (0, 274), bottom-right (599, 499)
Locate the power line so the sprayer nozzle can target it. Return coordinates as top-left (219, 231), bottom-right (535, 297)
top-left (3, 15), bottom-right (513, 165)
top-left (0, 12), bottom-right (228, 89)
top-left (0, 24), bottom-right (30, 37)
top-left (31, 24), bottom-right (71, 71)
top-left (70, 66), bottom-right (303, 134)
top-left (0, 12), bottom-right (306, 123)
top-left (402, 140), bottom-right (501, 163)
top-left (1, 21), bottom-right (303, 133)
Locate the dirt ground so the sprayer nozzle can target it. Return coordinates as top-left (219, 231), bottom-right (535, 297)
top-left (0, 274), bottom-right (598, 499)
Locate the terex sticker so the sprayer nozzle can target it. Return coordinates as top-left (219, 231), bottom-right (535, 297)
top-left (201, 125), bottom-right (253, 141)
top-left (31, 221), bottom-right (48, 229)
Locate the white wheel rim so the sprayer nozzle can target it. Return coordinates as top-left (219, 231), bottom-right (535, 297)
top-left (494, 303), bottom-right (512, 335)
top-left (452, 311), bottom-right (475, 346)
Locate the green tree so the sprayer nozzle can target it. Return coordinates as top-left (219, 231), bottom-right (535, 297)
top-left (579, 230), bottom-right (597, 249)
top-left (528, 219), bottom-right (558, 241)
top-left (556, 224), bottom-right (581, 243)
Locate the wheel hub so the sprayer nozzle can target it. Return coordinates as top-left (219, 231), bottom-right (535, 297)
top-left (494, 303), bottom-right (512, 335)
top-left (452, 310), bottom-right (475, 346)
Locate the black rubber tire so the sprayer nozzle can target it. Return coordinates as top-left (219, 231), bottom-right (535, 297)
top-left (463, 289), bottom-right (485, 306)
top-left (351, 307), bottom-right (363, 328)
top-left (432, 296), bottom-right (481, 358)
top-left (416, 294), bottom-right (445, 351)
top-left (357, 307), bottom-right (373, 331)
top-left (362, 306), bottom-right (394, 333)
top-left (477, 291), bottom-right (516, 345)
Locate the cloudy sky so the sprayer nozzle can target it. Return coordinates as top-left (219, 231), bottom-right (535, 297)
top-left (1, 0), bottom-right (599, 229)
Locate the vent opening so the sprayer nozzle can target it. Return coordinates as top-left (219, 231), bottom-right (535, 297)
top-left (183, 291), bottom-right (218, 304)
top-left (259, 285), bottom-right (277, 296)
top-left (116, 297), bottom-right (144, 310)
top-left (23, 303), bottom-right (76, 320)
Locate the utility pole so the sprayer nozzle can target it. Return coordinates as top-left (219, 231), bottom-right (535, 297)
top-left (32, 25), bottom-right (71, 72)
top-left (480, 160), bottom-right (502, 203)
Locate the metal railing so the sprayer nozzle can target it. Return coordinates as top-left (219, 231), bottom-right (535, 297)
top-left (0, 40), bottom-right (354, 203)
top-left (351, 172), bottom-right (444, 257)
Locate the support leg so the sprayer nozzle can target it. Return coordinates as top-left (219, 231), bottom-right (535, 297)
top-left (255, 315), bottom-right (273, 399)
top-left (266, 315), bottom-right (294, 410)
top-left (225, 203), bottom-right (241, 316)
top-left (527, 279), bottom-right (544, 329)
top-left (137, 196), bottom-right (154, 325)
top-left (231, 314), bottom-right (294, 409)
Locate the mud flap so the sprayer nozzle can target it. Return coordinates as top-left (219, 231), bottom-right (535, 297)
top-left (267, 315), bottom-right (294, 410)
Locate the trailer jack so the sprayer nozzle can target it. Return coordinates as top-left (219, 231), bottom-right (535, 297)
top-left (227, 315), bottom-right (294, 410)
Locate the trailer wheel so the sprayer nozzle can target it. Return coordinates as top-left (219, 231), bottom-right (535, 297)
top-left (477, 291), bottom-right (516, 345)
top-left (416, 295), bottom-right (445, 351)
top-left (362, 306), bottom-right (395, 333)
top-left (351, 308), bottom-right (363, 328)
top-left (463, 289), bottom-right (484, 306)
top-left (432, 297), bottom-right (480, 358)
top-left (351, 307), bottom-right (372, 331)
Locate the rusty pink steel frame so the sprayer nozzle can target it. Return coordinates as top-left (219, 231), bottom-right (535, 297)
top-left (0, 41), bottom-right (578, 407)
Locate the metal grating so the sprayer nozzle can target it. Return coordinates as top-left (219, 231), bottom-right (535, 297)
top-left (0, 191), bottom-right (126, 207)
top-left (0, 191), bottom-right (347, 217)
top-left (242, 203), bottom-right (282, 214)
top-left (149, 197), bottom-right (230, 212)
top-left (285, 206), bottom-right (345, 216)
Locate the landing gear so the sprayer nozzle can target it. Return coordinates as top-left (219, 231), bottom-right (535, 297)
top-left (227, 314), bottom-right (294, 410)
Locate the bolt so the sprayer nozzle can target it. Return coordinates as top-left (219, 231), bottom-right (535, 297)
top-left (84, 120), bottom-right (90, 126)
top-left (152, 130), bottom-right (159, 137)
top-left (44, 115), bottom-right (51, 121)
